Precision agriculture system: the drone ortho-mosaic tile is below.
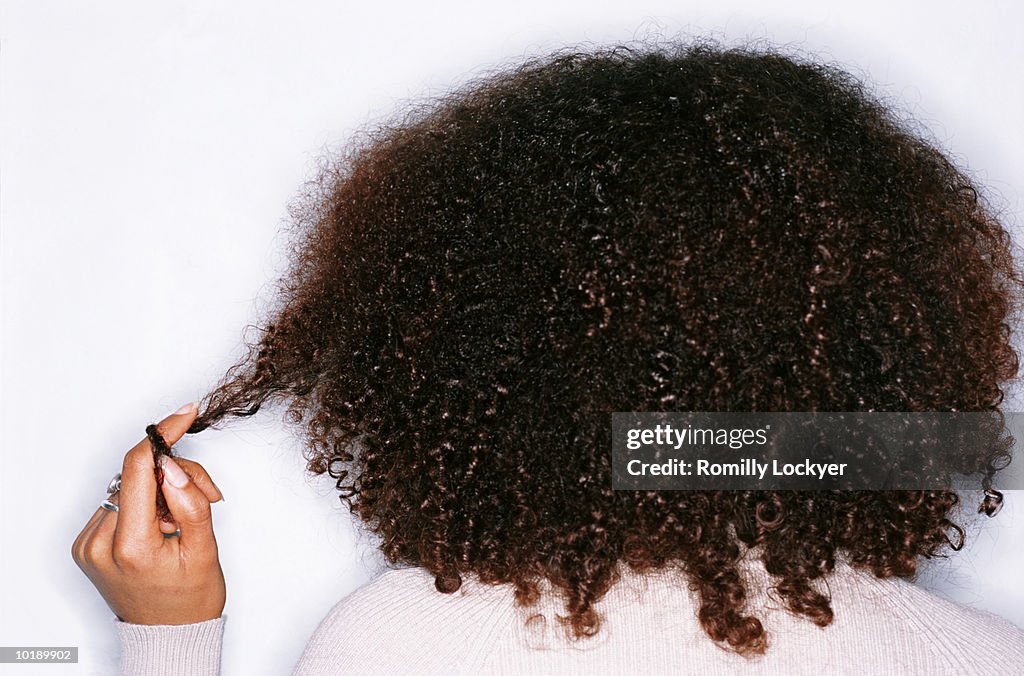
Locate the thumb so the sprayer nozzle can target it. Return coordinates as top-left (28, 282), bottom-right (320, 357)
top-left (159, 455), bottom-right (216, 554)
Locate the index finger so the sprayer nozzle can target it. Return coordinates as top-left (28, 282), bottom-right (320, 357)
top-left (113, 403), bottom-right (200, 550)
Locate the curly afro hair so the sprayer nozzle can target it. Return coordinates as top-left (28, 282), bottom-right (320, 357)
top-left (182, 40), bottom-right (1023, 655)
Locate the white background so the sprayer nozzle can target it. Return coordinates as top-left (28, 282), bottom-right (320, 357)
top-left (2, 1), bottom-right (1022, 674)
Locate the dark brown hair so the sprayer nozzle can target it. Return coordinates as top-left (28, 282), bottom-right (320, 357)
top-left (177, 41), bottom-right (1023, 654)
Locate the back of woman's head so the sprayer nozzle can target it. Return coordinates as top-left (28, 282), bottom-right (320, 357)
top-left (183, 41), bottom-right (1023, 655)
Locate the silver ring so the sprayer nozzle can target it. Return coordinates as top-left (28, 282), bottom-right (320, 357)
top-left (100, 498), bottom-right (119, 513)
top-left (106, 473), bottom-right (122, 495)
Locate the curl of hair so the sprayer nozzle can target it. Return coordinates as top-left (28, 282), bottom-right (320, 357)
top-left (183, 40), bottom-right (1023, 655)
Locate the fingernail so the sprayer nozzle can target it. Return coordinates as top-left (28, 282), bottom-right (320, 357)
top-left (172, 402), bottom-right (197, 416)
top-left (159, 455), bottom-right (190, 488)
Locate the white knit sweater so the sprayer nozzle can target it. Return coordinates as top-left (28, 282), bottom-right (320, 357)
top-left (114, 557), bottom-right (1024, 675)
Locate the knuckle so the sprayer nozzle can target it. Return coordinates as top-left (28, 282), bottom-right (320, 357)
top-left (111, 541), bottom-right (149, 568)
top-left (183, 502), bottom-right (213, 526)
top-left (82, 537), bottom-right (108, 563)
top-left (123, 448), bottom-right (152, 474)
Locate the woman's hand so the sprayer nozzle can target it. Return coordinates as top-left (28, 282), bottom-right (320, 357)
top-left (72, 403), bottom-right (226, 625)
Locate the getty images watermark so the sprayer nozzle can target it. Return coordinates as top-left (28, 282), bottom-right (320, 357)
top-left (611, 412), bottom-right (1023, 491)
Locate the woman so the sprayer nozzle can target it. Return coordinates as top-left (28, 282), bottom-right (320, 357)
top-left (72, 41), bottom-right (1024, 674)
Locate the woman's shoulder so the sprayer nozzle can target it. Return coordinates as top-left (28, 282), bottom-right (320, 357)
top-left (324, 566), bottom-right (520, 622)
top-left (799, 561), bottom-right (1024, 670)
top-left (291, 562), bottom-right (1024, 675)
top-left (291, 567), bottom-right (518, 675)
